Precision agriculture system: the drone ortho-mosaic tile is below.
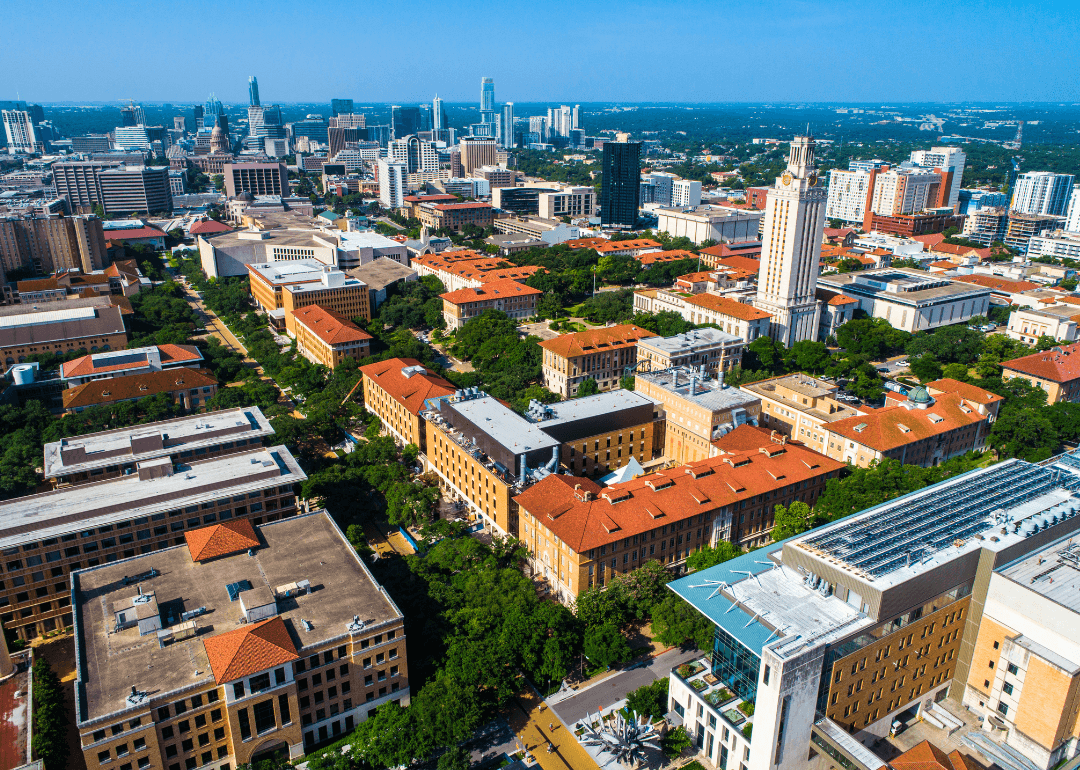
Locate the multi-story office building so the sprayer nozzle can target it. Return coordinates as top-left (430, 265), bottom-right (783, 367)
top-left (0, 213), bottom-right (108, 274)
top-left (97, 165), bottom-right (172, 215)
top-left (817, 269), bottom-right (991, 333)
top-left (600, 141), bottom-right (641, 228)
top-left (62, 367), bottom-right (219, 414)
top-left (642, 172), bottom-right (676, 206)
top-left (391, 105), bottom-right (422, 140)
top-left (377, 159), bottom-right (405, 209)
top-left (0, 303), bottom-right (127, 367)
top-left (515, 424), bottom-right (844, 601)
top-left (1005, 211), bottom-right (1066, 254)
top-left (0, 439), bottom-right (305, 639)
top-left (1028, 230), bottom-right (1080, 261)
top-left (537, 186), bottom-right (595, 220)
top-left (1002, 342), bottom-right (1080, 404)
top-left (656, 205), bottom-right (763, 244)
top-left (248, 261), bottom-right (370, 327)
top-left (388, 136), bottom-right (438, 174)
top-left (665, 451), bottom-right (1080, 770)
top-left (2, 110), bottom-right (38, 154)
top-left (958, 188), bottom-right (1009, 215)
top-left (73, 511), bottom-right (408, 769)
top-left (359, 358), bottom-right (455, 452)
top-left (330, 98), bottom-right (354, 117)
top-left (636, 328), bottom-right (745, 377)
top-left (71, 135), bottom-right (113, 153)
top-left (416, 202), bottom-right (494, 233)
top-left (909, 146), bottom-right (966, 209)
top-left (440, 279), bottom-right (542, 330)
top-left (113, 125), bottom-right (151, 151)
top-left (287, 305), bottom-right (372, 368)
top-left (424, 388), bottom-right (662, 535)
top-left (460, 137), bottom-right (497, 176)
top-left (672, 179), bottom-right (703, 208)
top-left (60, 344), bottom-right (204, 387)
top-left (635, 366), bottom-right (761, 464)
top-left (42, 406), bottom-right (274, 487)
top-left (474, 165), bottom-right (515, 189)
top-left (1011, 171), bottom-right (1075, 217)
top-left (540, 323), bottom-right (658, 398)
top-left (223, 163), bottom-right (288, 199)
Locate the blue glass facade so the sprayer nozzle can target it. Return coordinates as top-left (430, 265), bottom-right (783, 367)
top-left (711, 625), bottom-right (761, 702)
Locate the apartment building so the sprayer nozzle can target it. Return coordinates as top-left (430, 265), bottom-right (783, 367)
top-left (1006, 212), bottom-right (1066, 254)
top-left (423, 389), bottom-right (662, 535)
top-left (62, 367), bottom-right (219, 414)
top-left (0, 303), bottom-right (127, 366)
top-left (825, 167), bottom-right (875, 225)
top-left (42, 407), bottom-right (274, 488)
top-left (73, 511), bottom-right (408, 770)
top-left (440, 279), bottom-right (542, 330)
top-left (416, 202), bottom-right (495, 233)
top-left (224, 162), bottom-right (288, 199)
top-left (286, 305), bottom-right (372, 368)
top-left (61, 344), bottom-right (204, 386)
top-left (665, 452), bottom-right (1080, 770)
top-left (359, 358), bottom-right (456, 452)
top-left (636, 328), bottom-right (745, 376)
top-left (538, 186), bottom-right (596, 220)
top-left (539, 324), bottom-right (659, 398)
top-left (1011, 172), bottom-right (1075, 217)
top-left (514, 425), bottom-right (844, 602)
top-left (0, 213), bottom-right (108, 275)
top-left (0, 442), bottom-right (304, 640)
top-left (635, 290), bottom-right (772, 342)
top-left (1001, 342), bottom-right (1080, 403)
top-left (636, 367), bottom-right (761, 464)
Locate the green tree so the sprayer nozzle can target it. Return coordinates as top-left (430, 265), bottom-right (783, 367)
top-left (626, 678), bottom-right (669, 720)
top-left (836, 318), bottom-right (910, 360)
top-left (620, 375), bottom-right (635, 391)
top-left (1035, 335), bottom-right (1059, 351)
top-left (583, 622), bottom-right (632, 669)
top-left (909, 354), bottom-right (943, 383)
top-left (576, 377), bottom-right (600, 397)
top-left (1048, 401), bottom-right (1080, 444)
top-left (744, 336), bottom-right (785, 374)
top-left (650, 594), bottom-right (715, 652)
top-left (784, 340), bottom-right (831, 373)
top-left (212, 174), bottom-right (224, 191)
top-left (662, 726), bottom-right (693, 759)
top-left (685, 541), bottom-right (742, 571)
top-left (32, 659), bottom-right (69, 770)
top-left (770, 500), bottom-right (814, 541)
top-left (437, 745), bottom-right (471, 770)
top-left (990, 407), bottom-right (1058, 461)
top-left (941, 362), bottom-right (970, 381)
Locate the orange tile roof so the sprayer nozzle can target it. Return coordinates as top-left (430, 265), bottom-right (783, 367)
top-left (676, 271), bottom-right (714, 283)
top-left (683, 293), bottom-right (772, 321)
top-left (359, 357), bottom-right (456, 415)
top-left (826, 391), bottom-right (988, 452)
top-left (62, 344), bottom-right (202, 378)
top-left (930, 243), bottom-right (992, 260)
top-left (926, 378), bottom-right (1003, 405)
top-left (928, 260), bottom-right (957, 269)
top-left (514, 426), bottom-right (843, 552)
top-left (185, 520), bottom-right (260, 562)
top-left (62, 368), bottom-right (218, 410)
top-left (538, 324), bottom-right (658, 358)
top-left (101, 225), bottom-right (167, 240)
top-left (189, 219), bottom-right (232, 235)
top-left (478, 265), bottom-right (543, 283)
top-left (564, 237), bottom-right (609, 250)
top-left (912, 233), bottom-right (947, 247)
top-left (637, 249), bottom-right (695, 265)
top-left (815, 288), bottom-right (858, 306)
top-left (699, 242), bottom-right (763, 259)
top-left (952, 274), bottom-right (1041, 293)
top-left (891, 740), bottom-right (983, 770)
top-left (289, 305), bottom-right (373, 345)
top-left (1002, 342), bottom-right (1080, 383)
top-left (441, 278), bottom-right (543, 305)
top-left (823, 227), bottom-right (854, 239)
top-left (711, 256), bottom-right (762, 274)
top-left (203, 616), bottom-right (299, 684)
top-left (594, 239), bottom-right (662, 253)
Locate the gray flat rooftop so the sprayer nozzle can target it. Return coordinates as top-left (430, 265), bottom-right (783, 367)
top-left (638, 328), bottom-right (743, 355)
top-left (0, 446), bottom-right (306, 549)
top-left (742, 375), bottom-right (863, 423)
top-left (637, 369), bottom-right (759, 414)
top-left (532, 390), bottom-right (655, 427)
top-left (338, 230), bottom-right (404, 251)
top-left (42, 407), bottom-right (273, 479)
top-left (819, 269), bottom-right (990, 303)
top-left (448, 396), bottom-right (560, 454)
top-left (248, 259), bottom-right (336, 285)
top-left (0, 295), bottom-right (113, 318)
top-left (346, 258), bottom-right (416, 291)
top-left (74, 511), bottom-right (402, 723)
top-left (998, 535), bottom-right (1080, 617)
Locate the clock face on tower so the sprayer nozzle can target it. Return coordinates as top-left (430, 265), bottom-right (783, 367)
top-left (808, 173), bottom-right (819, 187)
top-left (781, 172), bottom-right (793, 187)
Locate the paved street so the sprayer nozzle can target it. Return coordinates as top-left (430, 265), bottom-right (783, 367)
top-left (550, 646), bottom-right (700, 728)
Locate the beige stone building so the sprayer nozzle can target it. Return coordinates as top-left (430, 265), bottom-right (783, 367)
top-left (440, 279), bottom-right (542, 330)
top-left (636, 327), bottom-right (745, 376)
top-left (359, 358), bottom-right (456, 452)
top-left (1002, 342), bottom-right (1080, 403)
top-left (539, 324), bottom-right (658, 398)
top-left (286, 305), bottom-right (372, 368)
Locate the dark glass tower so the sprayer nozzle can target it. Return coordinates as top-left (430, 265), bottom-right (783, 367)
top-left (600, 142), bottom-right (641, 228)
top-left (248, 76), bottom-right (260, 107)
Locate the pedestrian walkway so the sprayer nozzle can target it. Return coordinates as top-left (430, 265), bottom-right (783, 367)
top-left (509, 687), bottom-right (599, 770)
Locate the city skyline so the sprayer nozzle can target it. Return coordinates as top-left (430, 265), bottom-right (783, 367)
top-left (2, 0), bottom-right (1077, 103)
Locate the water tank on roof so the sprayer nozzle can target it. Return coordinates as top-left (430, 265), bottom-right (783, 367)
top-left (11, 364), bottom-right (35, 386)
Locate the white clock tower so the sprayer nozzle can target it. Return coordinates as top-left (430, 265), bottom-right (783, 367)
top-left (753, 135), bottom-right (827, 346)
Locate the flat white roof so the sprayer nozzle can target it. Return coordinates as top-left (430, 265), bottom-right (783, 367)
top-left (0, 306), bottom-right (97, 329)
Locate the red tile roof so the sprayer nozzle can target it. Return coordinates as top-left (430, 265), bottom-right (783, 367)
top-left (203, 616), bottom-right (299, 684)
top-left (289, 305), bottom-right (373, 345)
top-left (538, 324), bottom-right (658, 358)
top-left (928, 260), bottom-right (957, 270)
top-left (61, 344), bottom-right (202, 378)
top-left (700, 242), bottom-right (763, 259)
top-left (189, 219), bottom-right (232, 235)
top-left (564, 238), bottom-right (609, 250)
top-left (952, 274), bottom-right (1040, 294)
top-left (359, 357), bottom-right (456, 415)
top-left (1002, 342), bottom-right (1080, 383)
top-left (514, 426), bottom-right (843, 552)
top-left (926, 378), bottom-right (1004, 406)
top-left (912, 233), bottom-right (947, 247)
top-left (185, 520), bottom-right (261, 562)
top-left (61, 367), bottom-right (217, 410)
top-left (676, 272), bottom-right (714, 283)
top-left (826, 391), bottom-right (989, 452)
top-left (478, 265), bottom-right (543, 283)
top-left (683, 293), bottom-right (772, 321)
top-left (891, 740), bottom-right (983, 770)
top-left (440, 278), bottom-right (543, 305)
top-left (711, 256), bottom-right (762, 275)
top-left (930, 243), bottom-right (991, 260)
top-left (101, 225), bottom-right (167, 241)
top-left (637, 249), bottom-right (696, 265)
top-left (432, 202), bottom-right (492, 211)
top-left (595, 239), bottom-right (662, 253)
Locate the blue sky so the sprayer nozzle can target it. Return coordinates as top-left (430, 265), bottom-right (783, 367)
top-left (3, 0), bottom-right (1078, 104)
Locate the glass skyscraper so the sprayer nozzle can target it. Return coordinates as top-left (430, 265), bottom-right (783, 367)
top-left (600, 141), bottom-right (641, 228)
top-left (480, 77), bottom-right (495, 124)
top-left (248, 76), bottom-right (260, 107)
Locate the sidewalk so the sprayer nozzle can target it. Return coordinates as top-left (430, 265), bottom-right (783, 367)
top-left (509, 687), bottom-right (600, 770)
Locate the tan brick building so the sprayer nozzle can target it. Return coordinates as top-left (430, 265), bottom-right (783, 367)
top-left (62, 367), bottom-right (219, 414)
top-left (74, 511), bottom-right (408, 770)
top-left (514, 425), bottom-right (844, 602)
top-left (286, 305), bottom-right (372, 368)
top-left (359, 358), bottom-right (455, 452)
top-left (417, 202), bottom-right (495, 233)
top-left (539, 324), bottom-right (659, 398)
top-left (0, 303), bottom-right (127, 367)
top-left (635, 327), bottom-right (745, 376)
top-left (440, 279), bottom-right (542, 330)
top-left (1002, 342), bottom-right (1080, 404)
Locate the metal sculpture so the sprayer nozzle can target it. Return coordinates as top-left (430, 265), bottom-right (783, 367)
top-left (579, 709), bottom-right (661, 767)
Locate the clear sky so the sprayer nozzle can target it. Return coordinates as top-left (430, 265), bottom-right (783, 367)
top-left (3, 0), bottom-right (1078, 104)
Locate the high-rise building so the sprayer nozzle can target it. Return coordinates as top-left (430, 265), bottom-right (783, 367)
top-left (824, 162), bottom-right (888, 224)
top-left (98, 165), bottom-right (173, 215)
top-left (1066, 185), bottom-right (1080, 234)
top-left (248, 75), bottom-right (260, 107)
top-left (119, 105), bottom-right (138, 127)
top-left (330, 98), bottom-right (353, 117)
top-left (432, 95), bottom-right (446, 131)
top-left (672, 179), bottom-right (702, 207)
top-left (223, 162), bottom-right (288, 199)
top-left (0, 213), bottom-right (108, 274)
top-left (389, 136), bottom-right (438, 174)
top-left (909, 146), bottom-right (966, 210)
top-left (391, 106), bottom-right (421, 140)
top-left (27, 103), bottom-right (44, 124)
top-left (2, 110), bottom-right (37, 154)
top-left (192, 104), bottom-right (204, 130)
top-left (378, 158), bottom-right (406, 208)
top-left (480, 77), bottom-right (495, 124)
top-left (753, 135), bottom-right (826, 346)
top-left (501, 103), bottom-right (515, 148)
top-left (528, 116), bottom-right (548, 143)
top-left (572, 105), bottom-right (581, 130)
top-left (1012, 171), bottom-right (1076, 217)
top-left (173, 116), bottom-right (188, 133)
top-left (204, 93), bottom-right (223, 120)
top-left (600, 140), bottom-right (641, 228)
top-left (460, 137), bottom-right (497, 176)
top-left (113, 125), bottom-right (151, 151)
